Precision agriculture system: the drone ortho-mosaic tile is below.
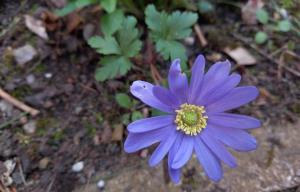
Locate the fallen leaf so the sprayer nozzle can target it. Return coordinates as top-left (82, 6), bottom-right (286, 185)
top-left (25, 15), bottom-right (49, 40)
top-left (67, 13), bottom-right (82, 33)
top-left (241, 0), bottom-right (264, 25)
top-left (206, 52), bottom-right (222, 62)
top-left (111, 124), bottom-right (124, 141)
top-left (41, 10), bottom-right (60, 31)
top-left (224, 47), bottom-right (257, 65)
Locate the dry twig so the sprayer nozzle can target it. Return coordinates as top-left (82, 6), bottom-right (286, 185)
top-left (0, 88), bottom-right (39, 116)
top-left (150, 64), bottom-right (163, 85)
top-left (232, 33), bottom-right (300, 78)
top-left (194, 24), bottom-right (208, 47)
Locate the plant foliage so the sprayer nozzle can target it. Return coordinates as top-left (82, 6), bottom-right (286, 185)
top-left (55, 0), bottom-right (117, 16)
top-left (145, 4), bottom-right (198, 65)
top-left (88, 12), bottom-right (142, 81)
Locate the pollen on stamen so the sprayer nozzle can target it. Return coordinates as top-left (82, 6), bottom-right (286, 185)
top-left (175, 103), bottom-right (208, 136)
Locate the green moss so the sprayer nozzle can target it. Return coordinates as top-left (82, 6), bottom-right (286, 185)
top-left (33, 63), bottom-right (46, 73)
top-left (11, 85), bottom-right (32, 99)
top-left (52, 130), bottom-right (64, 142)
top-left (291, 103), bottom-right (300, 114)
top-left (85, 122), bottom-right (97, 136)
top-left (95, 112), bottom-right (104, 124)
top-left (36, 117), bottom-right (58, 137)
top-left (2, 48), bottom-right (14, 69)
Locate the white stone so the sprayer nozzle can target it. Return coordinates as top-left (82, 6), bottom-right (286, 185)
top-left (13, 44), bottom-right (37, 66)
top-left (279, 8), bottom-right (288, 18)
top-left (97, 180), bottom-right (105, 189)
top-left (0, 100), bottom-right (13, 117)
top-left (184, 36), bottom-right (195, 45)
top-left (23, 121), bottom-right (36, 134)
top-left (44, 73), bottom-right (53, 79)
top-left (72, 161), bottom-right (84, 172)
top-left (26, 74), bottom-right (35, 84)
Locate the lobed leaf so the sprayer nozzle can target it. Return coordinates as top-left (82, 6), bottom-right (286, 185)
top-left (167, 11), bottom-right (198, 40)
top-left (95, 56), bottom-right (133, 81)
top-left (101, 10), bottom-right (124, 36)
top-left (117, 16), bottom-right (142, 57)
top-left (88, 36), bottom-right (121, 55)
top-left (145, 4), bottom-right (197, 64)
top-left (156, 39), bottom-right (187, 64)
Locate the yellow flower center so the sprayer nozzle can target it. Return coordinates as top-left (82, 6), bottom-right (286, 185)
top-left (175, 103), bottom-right (208, 136)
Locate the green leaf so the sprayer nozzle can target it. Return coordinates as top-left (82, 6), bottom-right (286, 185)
top-left (256, 9), bottom-right (269, 24)
top-left (75, 0), bottom-right (97, 8)
top-left (88, 36), bottom-right (121, 55)
top-left (121, 113), bottom-right (130, 125)
top-left (100, 0), bottom-right (117, 13)
top-left (277, 20), bottom-right (291, 32)
top-left (156, 39), bottom-right (187, 63)
top-left (131, 111), bottom-right (143, 121)
top-left (145, 4), bottom-right (197, 63)
top-left (117, 16), bottom-right (142, 57)
top-left (55, 0), bottom-right (97, 16)
top-left (118, 57), bottom-right (132, 76)
top-left (55, 2), bottom-right (77, 16)
top-left (198, 0), bottom-right (214, 13)
top-left (91, 14), bottom-right (141, 81)
top-left (115, 93), bottom-right (132, 109)
top-left (145, 5), bottom-right (166, 33)
top-left (101, 10), bottom-right (124, 36)
top-left (145, 4), bottom-right (198, 40)
top-left (255, 31), bottom-right (268, 44)
top-left (168, 11), bottom-right (198, 40)
top-left (95, 56), bottom-right (133, 81)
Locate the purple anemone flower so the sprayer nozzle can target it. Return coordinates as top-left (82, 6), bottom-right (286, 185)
top-left (124, 55), bottom-right (261, 183)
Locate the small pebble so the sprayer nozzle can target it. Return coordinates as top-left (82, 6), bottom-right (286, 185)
top-left (19, 116), bottom-right (28, 124)
top-left (279, 8), bottom-right (288, 18)
top-left (72, 161), bottom-right (84, 172)
top-left (23, 121), bottom-right (37, 134)
top-left (43, 100), bottom-right (54, 108)
top-left (184, 36), bottom-right (195, 45)
top-left (39, 157), bottom-right (50, 170)
top-left (13, 44), bottom-right (37, 66)
top-left (140, 149), bottom-right (148, 158)
top-left (97, 180), bottom-right (105, 189)
top-left (0, 100), bottom-right (13, 117)
top-left (26, 74), bottom-right (35, 84)
top-left (45, 73), bottom-right (53, 79)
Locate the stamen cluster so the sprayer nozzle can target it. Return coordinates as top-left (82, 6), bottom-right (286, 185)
top-left (175, 103), bottom-right (208, 135)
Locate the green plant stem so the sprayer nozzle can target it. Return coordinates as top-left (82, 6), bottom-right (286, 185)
top-left (0, 112), bottom-right (28, 129)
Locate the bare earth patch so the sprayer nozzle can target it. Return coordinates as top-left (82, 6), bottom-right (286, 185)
top-left (75, 121), bottom-right (300, 192)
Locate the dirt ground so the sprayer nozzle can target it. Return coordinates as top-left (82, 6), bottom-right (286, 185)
top-left (0, 0), bottom-right (299, 191)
